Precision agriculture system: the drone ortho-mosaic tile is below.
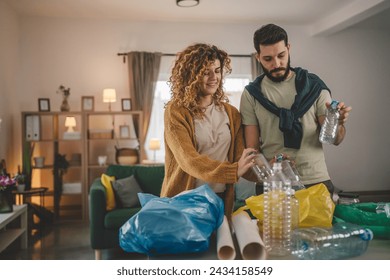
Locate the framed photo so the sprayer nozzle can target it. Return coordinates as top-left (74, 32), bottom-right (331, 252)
top-left (82, 96), bottom-right (94, 111)
top-left (119, 125), bottom-right (130, 139)
top-left (38, 98), bottom-right (50, 112)
top-left (121, 98), bottom-right (132, 111)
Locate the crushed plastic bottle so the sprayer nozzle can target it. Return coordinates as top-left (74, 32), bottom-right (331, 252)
top-left (279, 159), bottom-right (306, 191)
top-left (251, 153), bottom-right (273, 182)
top-left (376, 203), bottom-right (390, 218)
top-left (291, 223), bottom-right (374, 260)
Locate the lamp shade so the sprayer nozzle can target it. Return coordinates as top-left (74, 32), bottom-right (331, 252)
top-left (65, 116), bottom-right (76, 132)
top-left (177, 0), bottom-right (199, 7)
top-left (149, 138), bottom-right (161, 151)
top-left (103, 88), bottom-right (117, 103)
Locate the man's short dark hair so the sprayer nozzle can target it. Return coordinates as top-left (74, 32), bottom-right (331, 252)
top-left (253, 24), bottom-right (288, 53)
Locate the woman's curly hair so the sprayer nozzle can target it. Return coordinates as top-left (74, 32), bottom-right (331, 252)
top-left (168, 43), bottom-right (232, 118)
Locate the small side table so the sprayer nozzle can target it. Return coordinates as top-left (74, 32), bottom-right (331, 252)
top-left (13, 187), bottom-right (48, 208)
top-left (12, 187), bottom-right (49, 233)
top-left (0, 204), bottom-right (28, 253)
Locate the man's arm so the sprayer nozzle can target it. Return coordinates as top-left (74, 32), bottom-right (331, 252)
top-left (334, 124), bottom-right (346, 145)
top-left (244, 125), bottom-right (261, 150)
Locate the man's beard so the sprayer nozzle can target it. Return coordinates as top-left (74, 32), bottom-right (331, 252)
top-left (261, 57), bottom-right (291, 83)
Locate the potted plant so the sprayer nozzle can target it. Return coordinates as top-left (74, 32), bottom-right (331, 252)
top-left (22, 141), bottom-right (34, 190)
top-left (57, 85), bottom-right (71, 112)
top-left (53, 153), bottom-right (69, 218)
top-left (14, 172), bottom-right (27, 192)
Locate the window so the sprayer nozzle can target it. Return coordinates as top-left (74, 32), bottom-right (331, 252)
top-left (145, 81), bottom-right (170, 162)
top-left (145, 56), bottom-right (252, 162)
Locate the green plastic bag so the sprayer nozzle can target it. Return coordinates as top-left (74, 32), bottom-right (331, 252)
top-left (333, 202), bottom-right (390, 239)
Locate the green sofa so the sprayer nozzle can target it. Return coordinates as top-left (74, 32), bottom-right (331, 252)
top-left (89, 164), bottom-right (164, 260)
top-left (89, 164), bottom-right (256, 259)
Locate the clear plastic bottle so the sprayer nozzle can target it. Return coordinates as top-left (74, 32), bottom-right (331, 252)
top-left (262, 163), bottom-right (292, 256)
top-left (286, 188), bottom-right (299, 230)
top-left (251, 153), bottom-right (273, 182)
top-left (271, 162), bottom-right (289, 187)
top-left (319, 100), bottom-right (340, 145)
top-left (291, 223), bottom-right (374, 260)
top-left (376, 202), bottom-right (390, 218)
top-left (279, 160), bottom-right (305, 191)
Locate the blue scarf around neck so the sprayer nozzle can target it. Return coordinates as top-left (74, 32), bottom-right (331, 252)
top-left (245, 67), bottom-right (330, 149)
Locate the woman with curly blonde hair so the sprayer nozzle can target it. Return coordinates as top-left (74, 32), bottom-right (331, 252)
top-left (161, 43), bottom-right (256, 218)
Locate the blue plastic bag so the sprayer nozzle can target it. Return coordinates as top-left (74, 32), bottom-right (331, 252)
top-left (119, 184), bottom-right (224, 256)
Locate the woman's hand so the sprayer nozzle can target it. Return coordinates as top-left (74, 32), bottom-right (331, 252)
top-left (237, 148), bottom-right (257, 177)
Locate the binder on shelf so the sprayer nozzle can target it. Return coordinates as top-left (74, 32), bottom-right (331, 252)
top-left (25, 115), bottom-right (40, 141)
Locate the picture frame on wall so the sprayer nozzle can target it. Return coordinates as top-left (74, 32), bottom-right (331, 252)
top-left (119, 125), bottom-right (130, 139)
top-left (82, 96), bottom-right (94, 111)
top-left (38, 98), bottom-right (50, 112)
top-left (121, 98), bottom-right (132, 111)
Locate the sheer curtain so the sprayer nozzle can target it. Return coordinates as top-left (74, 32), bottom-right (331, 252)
top-left (127, 52), bottom-right (162, 160)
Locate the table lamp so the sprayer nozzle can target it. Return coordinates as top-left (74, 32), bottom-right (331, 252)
top-left (65, 116), bottom-right (76, 132)
top-left (149, 138), bottom-right (161, 162)
top-left (103, 88), bottom-right (116, 111)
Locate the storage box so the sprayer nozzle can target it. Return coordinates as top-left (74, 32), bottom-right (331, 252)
top-left (63, 131), bottom-right (81, 140)
top-left (88, 129), bottom-right (113, 139)
top-left (62, 182), bottom-right (82, 194)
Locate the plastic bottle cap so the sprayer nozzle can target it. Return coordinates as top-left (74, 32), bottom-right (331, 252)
top-left (302, 241), bottom-right (309, 252)
top-left (330, 100), bottom-right (339, 109)
top-left (361, 228), bottom-right (374, 241)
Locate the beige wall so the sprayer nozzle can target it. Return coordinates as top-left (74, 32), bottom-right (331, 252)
top-left (0, 1), bottom-right (19, 170)
top-left (2, 7), bottom-right (390, 191)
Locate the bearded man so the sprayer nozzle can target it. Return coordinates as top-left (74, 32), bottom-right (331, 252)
top-left (240, 24), bottom-right (352, 194)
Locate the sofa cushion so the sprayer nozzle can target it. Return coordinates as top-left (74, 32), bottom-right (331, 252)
top-left (106, 165), bottom-right (138, 180)
top-left (134, 165), bottom-right (165, 196)
top-left (101, 174), bottom-right (116, 211)
top-left (112, 175), bottom-right (143, 208)
top-left (104, 207), bottom-right (141, 229)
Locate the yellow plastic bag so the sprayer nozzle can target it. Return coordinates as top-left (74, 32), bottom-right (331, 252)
top-left (234, 183), bottom-right (335, 228)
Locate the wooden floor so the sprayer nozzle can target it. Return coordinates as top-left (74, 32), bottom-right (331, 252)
top-left (0, 219), bottom-right (148, 260)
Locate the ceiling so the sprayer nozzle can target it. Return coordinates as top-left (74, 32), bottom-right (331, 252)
top-left (4, 0), bottom-right (390, 36)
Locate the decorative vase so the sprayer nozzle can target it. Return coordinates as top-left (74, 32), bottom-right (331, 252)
top-left (0, 189), bottom-right (13, 213)
top-left (60, 96), bottom-right (70, 112)
top-left (17, 184), bottom-right (26, 192)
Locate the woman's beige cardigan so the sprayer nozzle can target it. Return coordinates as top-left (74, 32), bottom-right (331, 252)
top-left (161, 101), bottom-right (247, 218)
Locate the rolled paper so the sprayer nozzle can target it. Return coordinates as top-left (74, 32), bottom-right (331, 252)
top-left (232, 211), bottom-right (267, 260)
top-left (216, 215), bottom-right (236, 260)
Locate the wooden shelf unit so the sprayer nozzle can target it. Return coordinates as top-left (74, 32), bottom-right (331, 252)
top-left (21, 110), bottom-right (144, 221)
